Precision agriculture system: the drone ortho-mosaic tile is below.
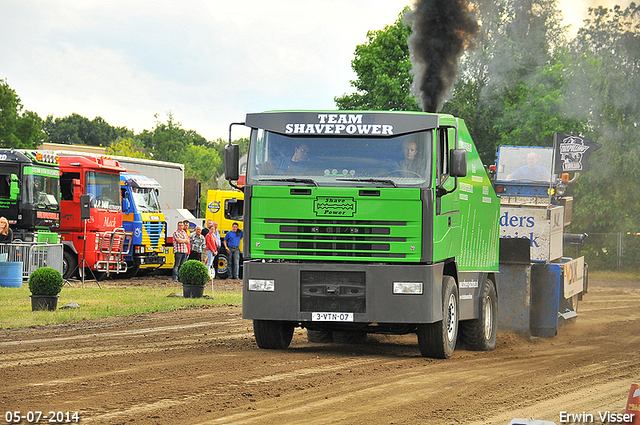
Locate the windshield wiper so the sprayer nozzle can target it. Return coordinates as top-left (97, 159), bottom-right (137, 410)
top-left (260, 178), bottom-right (319, 187)
top-left (336, 178), bottom-right (397, 188)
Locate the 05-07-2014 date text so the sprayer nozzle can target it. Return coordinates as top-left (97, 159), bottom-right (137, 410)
top-left (4, 411), bottom-right (79, 424)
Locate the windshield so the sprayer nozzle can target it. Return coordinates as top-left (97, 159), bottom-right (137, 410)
top-left (496, 146), bottom-right (554, 183)
top-left (23, 167), bottom-right (60, 207)
top-left (86, 171), bottom-right (121, 210)
top-left (246, 130), bottom-right (432, 186)
top-left (131, 187), bottom-right (161, 213)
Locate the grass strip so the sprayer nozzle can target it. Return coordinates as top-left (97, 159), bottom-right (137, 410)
top-left (0, 282), bottom-right (241, 329)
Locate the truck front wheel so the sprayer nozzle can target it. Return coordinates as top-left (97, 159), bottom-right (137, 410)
top-left (417, 276), bottom-right (459, 359)
top-left (63, 251), bottom-right (77, 279)
top-left (253, 320), bottom-right (294, 349)
top-left (459, 277), bottom-right (497, 351)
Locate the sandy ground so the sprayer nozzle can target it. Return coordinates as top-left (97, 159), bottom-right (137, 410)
top-left (0, 277), bottom-right (639, 425)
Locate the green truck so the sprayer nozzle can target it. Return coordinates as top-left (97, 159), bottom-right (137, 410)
top-left (225, 111), bottom-right (500, 358)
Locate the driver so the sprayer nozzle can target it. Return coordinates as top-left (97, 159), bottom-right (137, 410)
top-left (506, 152), bottom-right (551, 181)
top-left (275, 143), bottom-right (311, 173)
top-left (394, 139), bottom-right (424, 177)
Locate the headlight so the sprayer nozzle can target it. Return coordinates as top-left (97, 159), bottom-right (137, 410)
top-left (393, 282), bottom-right (423, 294)
top-left (248, 279), bottom-right (275, 292)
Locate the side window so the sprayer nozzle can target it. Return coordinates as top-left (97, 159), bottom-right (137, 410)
top-left (0, 173), bottom-right (10, 198)
top-left (224, 199), bottom-right (244, 221)
top-left (60, 172), bottom-right (80, 201)
top-left (436, 128), bottom-right (450, 185)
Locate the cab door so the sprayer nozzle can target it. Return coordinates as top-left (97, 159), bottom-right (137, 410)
top-left (433, 126), bottom-right (461, 261)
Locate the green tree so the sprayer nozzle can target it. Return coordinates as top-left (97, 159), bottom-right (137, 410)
top-left (106, 138), bottom-right (152, 159)
top-left (567, 4), bottom-right (640, 234)
top-left (139, 113), bottom-right (200, 163)
top-left (44, 113), bottom-right (128, 146)
top-left (0, 79), bottom-right (44, 148)
top-left (335, 8), bottom-right (420, 111)
top-left (442, 0), bottom-right (572, 162)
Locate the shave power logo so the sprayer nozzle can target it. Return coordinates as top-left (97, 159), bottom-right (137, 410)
top-left (313, 197), bottom-right (356, 217)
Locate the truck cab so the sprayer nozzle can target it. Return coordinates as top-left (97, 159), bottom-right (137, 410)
top-left (0, 149), bottom-right (60, 242)
top-left (120, 172), bottom-right (167, 277)
top-left (227, 111), bottom-right (500, 358)
top-left (58, 155), bottom-right (131, 279)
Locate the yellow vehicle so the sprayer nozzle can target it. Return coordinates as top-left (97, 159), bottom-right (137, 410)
top-left (205, 189), bottom-right (244, 278)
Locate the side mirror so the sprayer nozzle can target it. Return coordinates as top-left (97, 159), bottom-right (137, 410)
top-left (225, 144), bottom-right (240, 181)
top-left (450, 149), bottom-right (467, 178)
top-left (9, 174), bottom-right (19, 201)
top-left (72, 178), bottom-right (82, 203)
top-left (122, 197), bottom-right (131, 214)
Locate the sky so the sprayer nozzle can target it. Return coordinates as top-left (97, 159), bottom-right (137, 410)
top-left (1, 0), bottom-right (634, 142)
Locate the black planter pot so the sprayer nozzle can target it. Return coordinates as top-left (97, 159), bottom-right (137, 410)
top-left (182, 284), bottom-right (205, 298)
top-left (30, 295), bottom-right (59, 311)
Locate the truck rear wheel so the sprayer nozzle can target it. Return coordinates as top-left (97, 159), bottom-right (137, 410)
top-left (253, 320), bottom-right (294, 349)
top-left (307, 329), bottom-right (333, 343)
top-left (333, 331), bottom-right (367, 344)
top-left (417, 276), bottom-right (459, 359)
top-left (459, 277), bottom-right (497, 351)
top-left (215, 254), bottom-right (229, 279)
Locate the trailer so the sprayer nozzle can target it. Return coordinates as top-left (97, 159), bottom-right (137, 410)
top-left (492, 145), bottom-right (588, 337)
top-left (225, 110), bottom-right (500, 359)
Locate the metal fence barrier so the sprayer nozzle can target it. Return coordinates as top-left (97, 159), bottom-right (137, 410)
top-left (0, 243), bottom-right (64, 280)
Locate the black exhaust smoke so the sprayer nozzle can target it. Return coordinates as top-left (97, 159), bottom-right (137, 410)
top-left (405, 0), bottom-right (480, 112)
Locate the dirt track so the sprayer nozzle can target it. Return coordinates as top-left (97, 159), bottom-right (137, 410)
top-left (1, 277), bottom-right (639, 425)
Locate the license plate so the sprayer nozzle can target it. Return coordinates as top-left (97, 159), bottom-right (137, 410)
top-left (312, 312), bottom-right (354, 322)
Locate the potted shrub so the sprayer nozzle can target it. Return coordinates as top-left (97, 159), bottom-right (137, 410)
top-left (29, 267), bottom-right (64, 311)
top-left (179, 260), bottom-right (210, 298)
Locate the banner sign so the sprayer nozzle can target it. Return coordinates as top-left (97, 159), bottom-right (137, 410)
top-left (554, 133), bottom-right (601, 173)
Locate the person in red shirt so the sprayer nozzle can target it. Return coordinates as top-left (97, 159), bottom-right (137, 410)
top-left (205, 223), bottom-right (218, 274)
top-left (172, 221), bottom-right (190, 281)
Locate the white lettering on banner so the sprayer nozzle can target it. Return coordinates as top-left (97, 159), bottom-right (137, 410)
top-left (459, 193), bottom-right (469, 200)
top-left (285, 114), bottom-right (393, 135)
top-left (472, 175), bottom-right (484, 183)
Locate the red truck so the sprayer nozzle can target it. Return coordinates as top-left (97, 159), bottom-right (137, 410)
top-left (58, 155), bottom-right (131, 279)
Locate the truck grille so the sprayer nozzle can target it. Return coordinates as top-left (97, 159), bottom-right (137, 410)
top-left (143, 222), bottom-right (165, 248)
top-left (300, 271), bottom-right (366, 313)
top-left (263, 218), bottom-right (406, 259)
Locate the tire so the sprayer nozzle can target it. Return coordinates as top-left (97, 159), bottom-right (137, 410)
top-left (215, 254), bottom-right (229, 279)
top-left (121, 260), bottom-right (140, 279)
top-left (253, 320), bottom-right (295, 349)
top-left (417, 275), bottom-right (459, 359)
top-left (459, 277), bottom-right (497, 351)
top-left (307, 329), bottom-right (333, 343)
top-left (332, 331), bottom-right (367, 344)
top-left (63, 250), bottom-right (77, 279)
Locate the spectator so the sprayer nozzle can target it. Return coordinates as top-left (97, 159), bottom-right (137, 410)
top-left (189, 226), bottom-right (206, 263)
top-left (205, 224), bottom-right (218, 273)
top-left (223, 222), bottom-right (243, 280)
top-left (172, 221), bottom-right (189, 282)
top-left (0, 217), bottom-right (13, 243)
